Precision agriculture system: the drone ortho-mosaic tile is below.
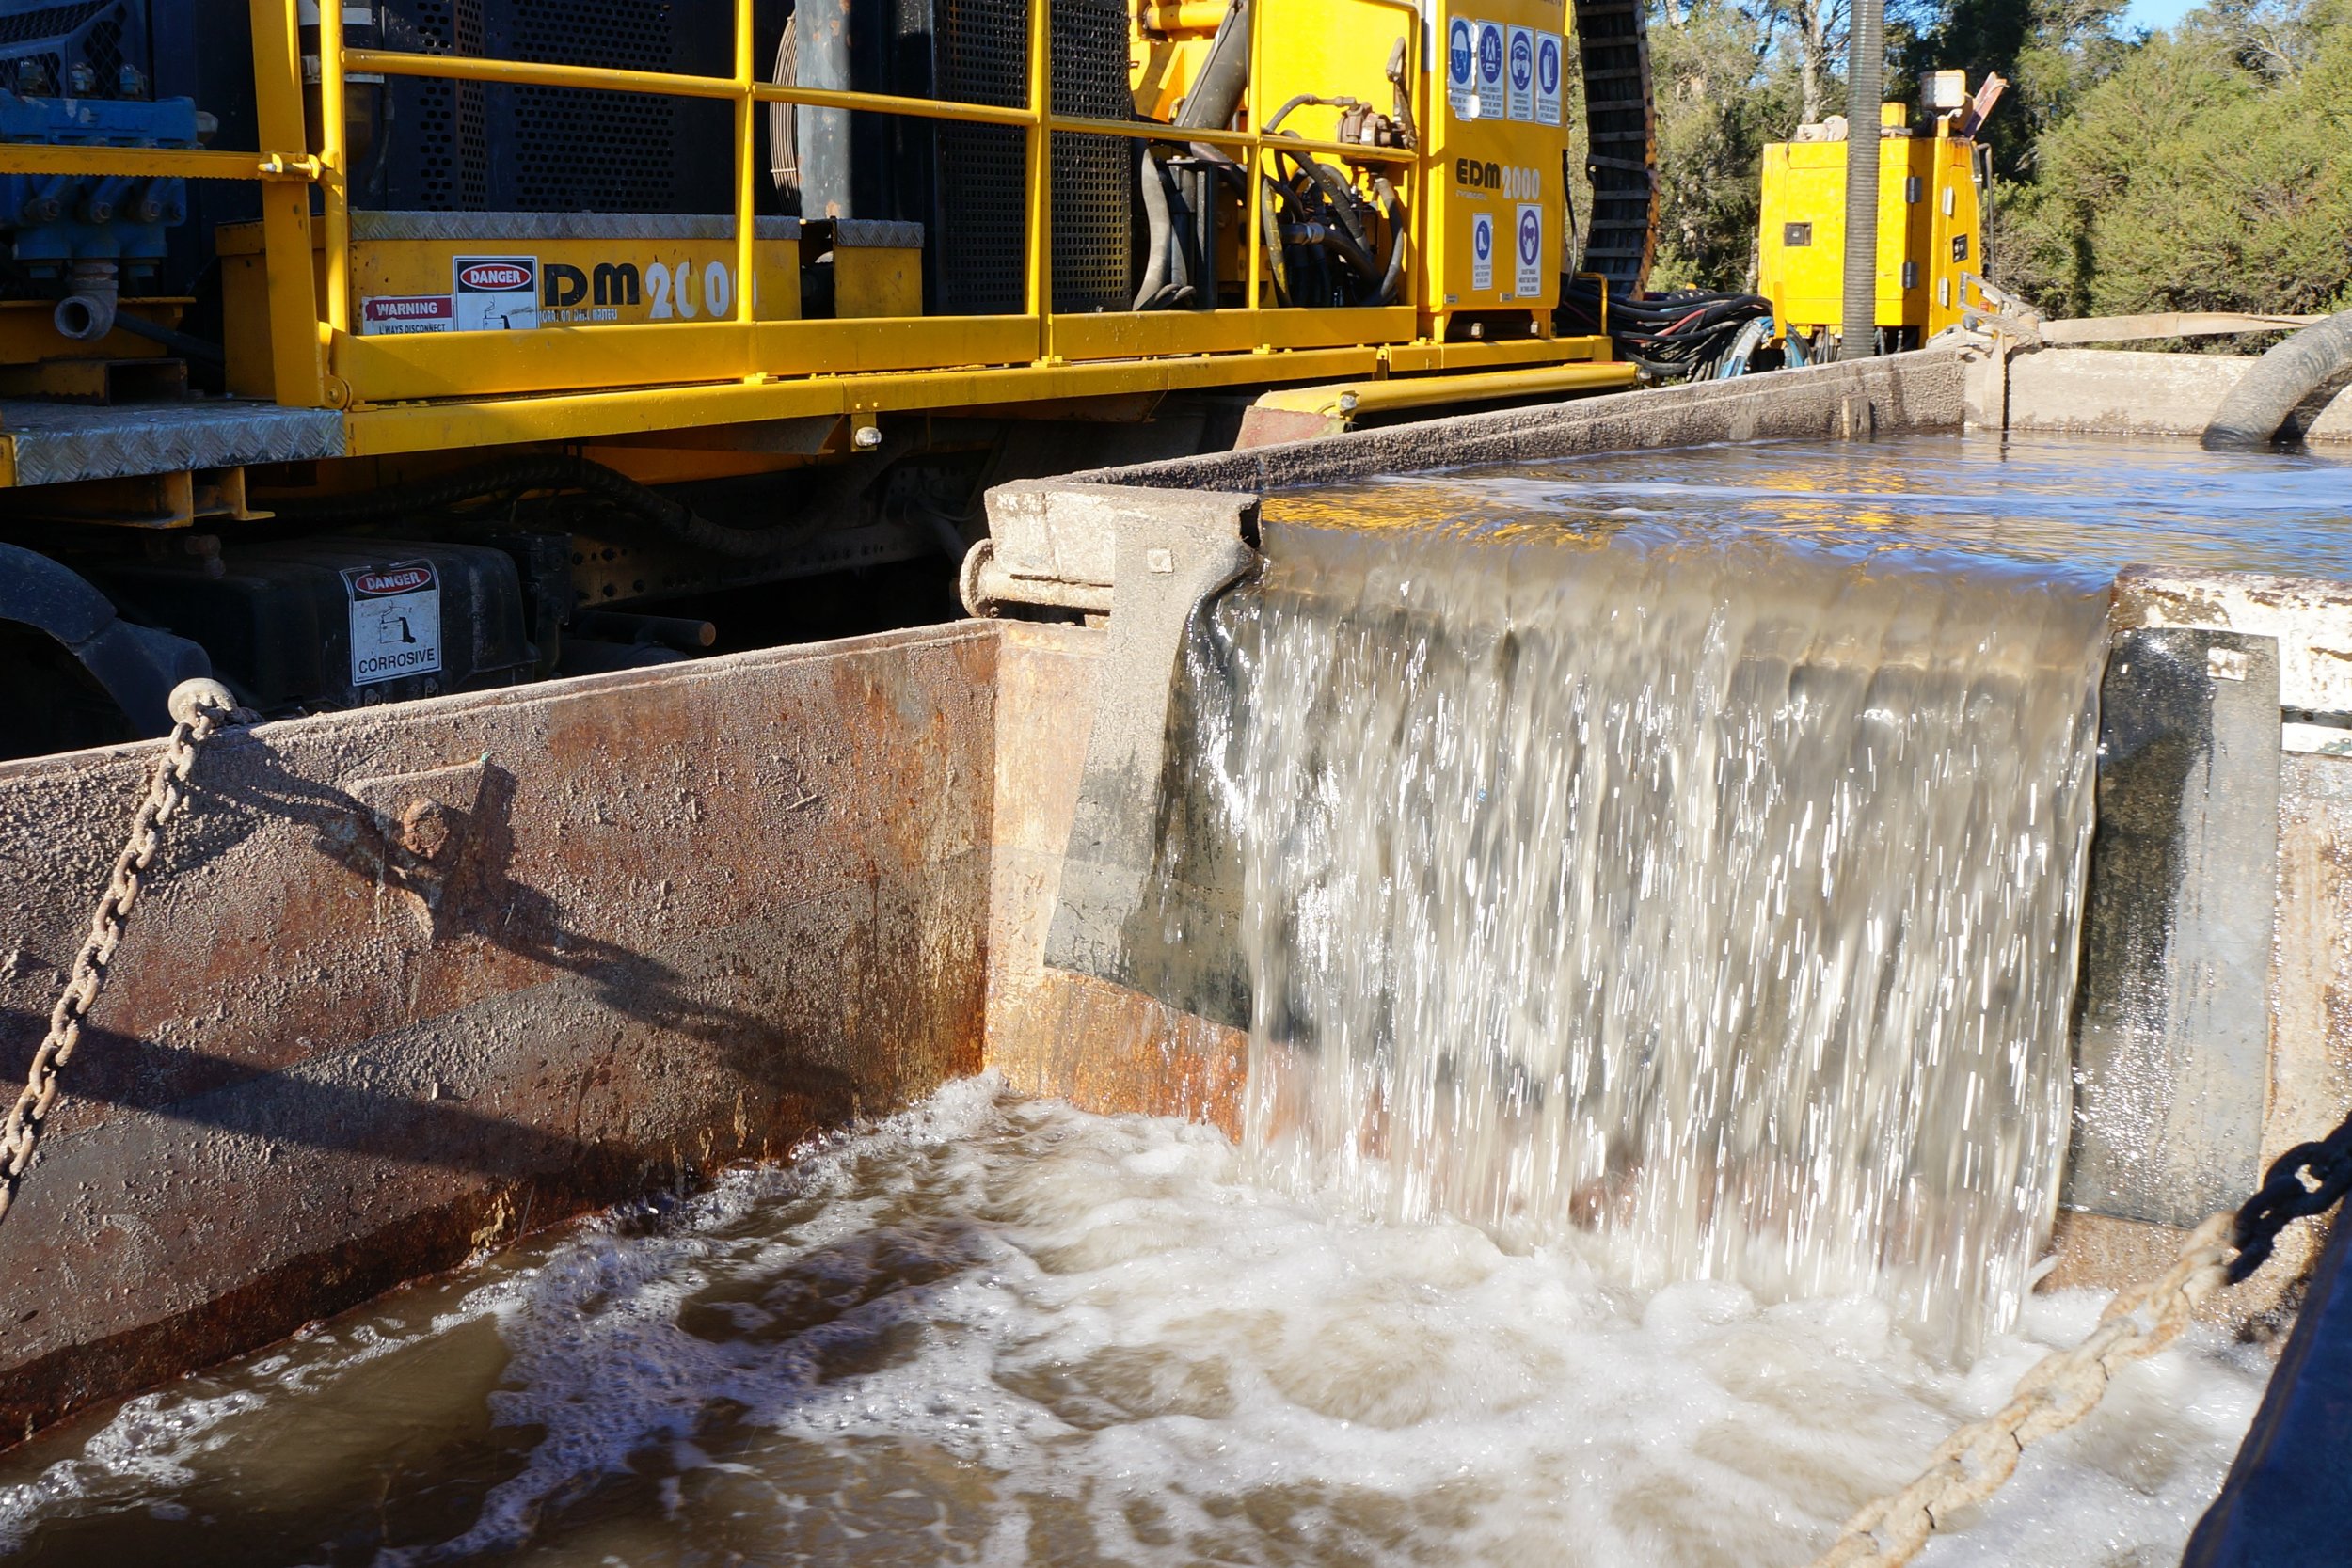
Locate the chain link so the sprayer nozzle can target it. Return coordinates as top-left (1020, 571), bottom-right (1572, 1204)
top-left (0, 684), bottom-right (236, 1227)
top-left (1807, 1212), bottom-right (2236, 1568)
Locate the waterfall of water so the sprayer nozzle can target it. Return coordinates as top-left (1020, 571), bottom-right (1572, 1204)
top-left (1173, 515), bottom-right (2110, 1363)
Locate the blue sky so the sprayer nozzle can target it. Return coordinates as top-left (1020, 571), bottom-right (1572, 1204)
top-left (2119, 0), bottom-right (2200, 33)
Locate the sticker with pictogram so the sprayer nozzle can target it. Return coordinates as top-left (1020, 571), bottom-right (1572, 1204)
top-left (1535, 32), bottom-right (1564, 126)
top-left (1447, 16), bottom-right (1478, 119)
top-left (453, 255), bottom-right (540, 331)
top-left (1474, 21), bottom-right (1505, 119)
top-left (344, 562), bottom-right (443, 686)
top-left (1507, 26), bottom-right (1534, 120)
top-left (1516, 202), bottom-right (1544, 298)
top-left (360, 294), bottom-right (454, 336)
top-left (1470, 210), bottom-right (1495, 292)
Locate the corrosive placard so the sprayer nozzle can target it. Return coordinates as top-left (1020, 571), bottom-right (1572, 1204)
top-left (344, 562), bottom-right (442, 686)
top-left (1535, 32), bottom-right (1564, 126)
top-left (1516, 203), bottom-right (1544, 298)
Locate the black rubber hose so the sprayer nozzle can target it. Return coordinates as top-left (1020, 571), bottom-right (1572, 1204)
top-left (2203, 309), bottom-right (2352, 450)
top-left (273, 454), bottom-right (843, 560)
top-left (1135, 150), bottom-right (1173, 311)
top-left (1373, 176), bottom-right (1405, 306)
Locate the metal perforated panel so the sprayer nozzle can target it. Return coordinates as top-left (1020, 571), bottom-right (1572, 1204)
top-left (931, 0), bottom-right (1133, 315)
top-left (376, 0), bottom-right (727, 214)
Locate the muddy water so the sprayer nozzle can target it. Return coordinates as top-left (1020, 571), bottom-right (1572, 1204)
top-left (0, 1080), bottom-right (2271, 1566)
top-left (0, 433), bottom-right (2333, 1563)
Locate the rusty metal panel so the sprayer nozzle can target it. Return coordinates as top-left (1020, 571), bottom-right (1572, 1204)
top-left (2066, 626), bottom-right (2280, 1227)
top-left (985, 622), bottom-right (1247, 1134)
top-left (0, 624), bottom-right (997, 1438)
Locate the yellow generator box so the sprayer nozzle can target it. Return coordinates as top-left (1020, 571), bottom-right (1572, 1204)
top-left (1756, 129), bottom-right (1981, 342)
top-left (1431, 0), bottom-right (1574, 327)
top-left (219, 212), bottom-right (814, 399)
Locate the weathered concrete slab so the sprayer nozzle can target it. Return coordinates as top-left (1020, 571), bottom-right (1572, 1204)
top-left (2066, 626), bottom-right (2279, 1227)
top-left (2007, 347), bottom-right (2352, 444)
top-left (0, 626), bottom-right (997, 1436)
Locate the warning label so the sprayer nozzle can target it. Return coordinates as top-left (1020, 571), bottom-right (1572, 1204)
top-left (1516, 202), bottom-right (1544, 299)
top-left (1507, 26), bottom-right (1534, 121)
top-left (453, 255), bottom-right (539, 331)
top-left (1535, 32), bottom-right (1564, 127)
top-left (1446, 15), bottom-right (1478, 119)
top-left (360, 294), bottom-right (454, 336)
top-left (1470, 211), bottom-right (1495, 293)
top-left (344, 561), bottom-right (443, 686)
top-left (1473, 21), bottom-right (1505, 120)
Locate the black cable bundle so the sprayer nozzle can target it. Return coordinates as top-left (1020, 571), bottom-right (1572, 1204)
top-left (1560, 277), bottom-right (1774, 380)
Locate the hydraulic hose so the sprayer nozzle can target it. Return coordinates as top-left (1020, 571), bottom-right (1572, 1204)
top-left (1373, 176), bottom-right (1405, 306)
top-left (1135, 150), bottom-right (1174, 311)
top-left (2202, 309), bottom-right (2352, 449)
top-left (1838, 0), bottom-right (1885, 361)
top-left (272, 453), bottom-right (882, 560)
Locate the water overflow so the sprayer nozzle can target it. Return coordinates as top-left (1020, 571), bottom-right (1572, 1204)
top-left (1150, 509), bottom-right (2113, 1361)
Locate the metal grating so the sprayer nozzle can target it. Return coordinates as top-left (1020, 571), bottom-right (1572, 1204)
top-left (375, 0), bottom-right (724, 214)
top-left (932, 0), bottom-right (1029, 314)
top-left (1047, 0), bottom-right (1133, 313)
top-left (931, 0), bottom-right (1133, 315)
top-left (503, 0), bottom-right (679, 213)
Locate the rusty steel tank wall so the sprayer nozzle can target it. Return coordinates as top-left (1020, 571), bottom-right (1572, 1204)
top-left (0, 624), bottom-right (1000, 1438)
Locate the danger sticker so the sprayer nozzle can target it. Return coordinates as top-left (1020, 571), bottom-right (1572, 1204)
top-left (453, 255), bottom-right (539, 331)
top-left (1515, 202), bottom-right (1544, 299)
top-left (360, 294), bottom-right (454, 335)
top-left (1470, 210), bottom-right (1495, 293)
top-left (344, 560), bottom-right (442, 686)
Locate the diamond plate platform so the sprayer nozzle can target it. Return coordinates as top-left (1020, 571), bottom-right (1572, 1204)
top-left (1, 399), bottom-right (346, 488)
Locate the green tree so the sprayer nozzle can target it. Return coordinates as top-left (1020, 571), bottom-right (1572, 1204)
top-left (1647, 0), bottom-right (1804, 290)
top-left (2000, 0), bottom-right (2352, 315)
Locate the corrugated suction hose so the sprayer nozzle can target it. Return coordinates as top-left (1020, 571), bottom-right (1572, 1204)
top-left (2201, 308), bottom-right (2352, 450)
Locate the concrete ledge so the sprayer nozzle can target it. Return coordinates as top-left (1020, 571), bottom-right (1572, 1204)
top-left (2007, 347), bottom-right (2352, 443)
top-left (1068, 349), bottom-right (1968, 492)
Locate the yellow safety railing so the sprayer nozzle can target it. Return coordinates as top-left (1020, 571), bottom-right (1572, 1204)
top-left (2, 0), bottom-right (1424, 412)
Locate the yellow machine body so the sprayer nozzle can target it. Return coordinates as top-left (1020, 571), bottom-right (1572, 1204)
top-left (0, 0), bottom-right (1627, 496)
top-left (1428, 0), bottom-right (1573, 325)
top-left (1756, 116), bottom-right (1983, 341)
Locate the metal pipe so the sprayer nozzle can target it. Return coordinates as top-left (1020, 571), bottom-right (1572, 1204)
top-left (1175, 0), bottom-right (1251, 130)
top-left (1135, 150), bottom-right (1174, 310)
top-left (796, 0), bottom-right (850, 218)
top-left (52, 259), bottom-right (119, 341)
top-left (1838, 0), bottom-right (1885, 361)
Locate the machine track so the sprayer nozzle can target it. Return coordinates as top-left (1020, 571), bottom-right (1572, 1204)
top-left (1572, 0), bottom-right (1658, 290)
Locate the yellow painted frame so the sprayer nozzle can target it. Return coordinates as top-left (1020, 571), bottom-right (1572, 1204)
top-left (0, 0), bottom-right (1614, 455)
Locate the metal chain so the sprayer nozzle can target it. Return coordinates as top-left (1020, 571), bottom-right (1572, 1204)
top-left (1807, 1210), bottom-right (2236, 1568)
top-left (0, 680), bottom-right (240, 1227)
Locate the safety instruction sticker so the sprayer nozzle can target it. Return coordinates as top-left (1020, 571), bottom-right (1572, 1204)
top-left (359, 294), bottom-right (454, 335)
top-left (344, 562), bottom-right (442, 686)
top-left (1535, 31), bottom-right (1564, 126)
top-left (1446, 15), bottom-right (1478, 119)
top-left (1507, 26), bottom-right (1534, 120)
top-left (1470, 211), bottom-right (1495, 292)
top-left (1474, 21), bottom-right (1505, 119)
top-left (1515, 202), bottom-right (1544, 298)
top-left (453, 255), bottom-right (539, 331)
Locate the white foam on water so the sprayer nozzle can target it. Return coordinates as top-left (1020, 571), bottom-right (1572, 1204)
top-left (0, 1079), bottom-right (2271, 1566)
